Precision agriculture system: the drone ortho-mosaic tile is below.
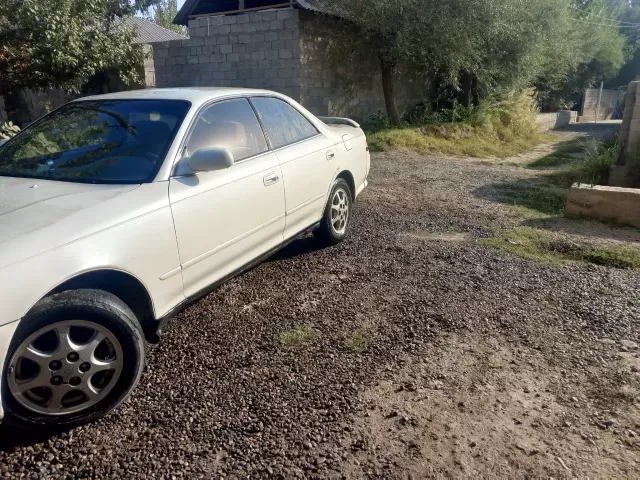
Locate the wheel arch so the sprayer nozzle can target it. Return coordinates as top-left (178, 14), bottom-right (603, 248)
top-left (335, 170), bottom-right (356, 201)
top-left (35, 269), bottom-right (156, 334)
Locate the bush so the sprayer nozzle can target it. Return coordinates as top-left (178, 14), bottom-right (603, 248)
top-left (365, 90), bottom-right (546, 158)
top-left (362, 111), bottom-right (391, 132)
top-left (578, 132), bottom-right (619, 186)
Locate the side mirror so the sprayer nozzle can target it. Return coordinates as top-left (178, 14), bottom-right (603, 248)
top-left (187, 147), bottom-right (234, 172)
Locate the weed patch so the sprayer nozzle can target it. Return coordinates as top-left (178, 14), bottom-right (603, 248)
top-left (483, 227), bottom-right (640, 269)
top-left (344, 327), bottom-right (374, 354)
top-left (366, 91), bottom-right (553, 159)
top-left (279, 324), bottom-right (320, 348)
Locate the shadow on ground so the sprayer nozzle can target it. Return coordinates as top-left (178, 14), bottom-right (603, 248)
top-left (268, 235), bottom-right (329, 262)
top-left (0, 425), bottom-right (67, 451)
top-left (473, 179), bottom-right (568, 216)
top-left (554, 121), bottom-right (622, 139)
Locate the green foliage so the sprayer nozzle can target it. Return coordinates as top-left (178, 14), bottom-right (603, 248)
top-left (335, 0), bottom-right (628, 116)
top-left (0, 121), bottom-right (20, 140)
top-left (536, 0), bottom-right (627, 109)
top-left (366, 91), bottom-right (551, 158)
top-left (362, 111), bottom-right (392, 132)
top-left (578, 133), bottom-right (620, 186)
top-left (146, 0), bottom-right (185, 34)
top-left (0, 0), bottom-right (147, 95)
top-left (484, 227), bottom-right (640, 269)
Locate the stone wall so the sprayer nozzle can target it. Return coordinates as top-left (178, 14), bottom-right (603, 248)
top-left (153, 8), bottom-right (427, 120)
top-left (579, 88), bottom-right (623, 122)
top-left (153, 8), bottom-right (302, 101)
top-left (298, 10), bottom-right (427, 120)
top-left (611, 81), bottom-right (640, 188)
top-left (566, 184), bottom-right (640, 228)
top-left (1, 89), bottom-right (75, 127)
top-left (536, 111), bottom-right (577, 131)
top-left (143, 45), bottom-right (156, 88)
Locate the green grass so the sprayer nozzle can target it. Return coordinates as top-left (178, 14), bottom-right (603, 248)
top-left (490, 180), bottom-right (568, 217)
top-left (483, 227), bottom-right (640, 269)
top-left (343, 327), bottom-right (374, 354)
top-left (521, 135), bottom-right (618, 188)
top-left (366, 91), bottom-right (555, 159)
top-left (367, 125), bottom-right (553, 159)
top-left (279, 324), bottom-right (320, 348)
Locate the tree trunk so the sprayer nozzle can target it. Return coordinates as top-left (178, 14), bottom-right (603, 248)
top-left (380, 59), bottom-right (401, 126)
top-left (459, 71), bottom-right (473, 108)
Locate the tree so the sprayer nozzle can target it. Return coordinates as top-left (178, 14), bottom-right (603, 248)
top-left (330, 0), bottom-right (627, 123)
top-left (0, 0), bottom-right (150, 96)
top-left (149, 0), bottom-right (185, 34)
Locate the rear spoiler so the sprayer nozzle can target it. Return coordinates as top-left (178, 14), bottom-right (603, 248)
top-left (318, 117), bottom-right (360, 128)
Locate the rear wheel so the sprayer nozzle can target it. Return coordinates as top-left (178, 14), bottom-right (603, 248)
top-left (2, 289), bottom-right (145, 429)
top-left (314, 178), bottom-right (353, 246)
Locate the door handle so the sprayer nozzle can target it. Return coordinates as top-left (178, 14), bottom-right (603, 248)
top-left (263, 172), bottom-right (280, 186)
top-left (326, 150), bottom-right (335, 160)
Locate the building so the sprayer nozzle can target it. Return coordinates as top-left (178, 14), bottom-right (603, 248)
top-left (151, 0), bottom-right (424, 120)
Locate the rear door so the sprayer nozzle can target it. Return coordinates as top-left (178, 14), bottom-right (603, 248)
top-left (169, 98), bottom-right (285, 298)
top-left (250, 97), bottom-right (337, 241)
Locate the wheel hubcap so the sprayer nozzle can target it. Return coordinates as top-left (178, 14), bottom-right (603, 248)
top-left (331, 188), bottom-right (350, 235)
top-left (7, 320), bottom-right (123, 416)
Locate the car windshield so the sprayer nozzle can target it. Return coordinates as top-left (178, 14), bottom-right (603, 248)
top-left (0, 99), bottom-right (191, 184)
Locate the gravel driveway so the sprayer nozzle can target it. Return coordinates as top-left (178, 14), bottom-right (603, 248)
top-left (1, 124), bottom-right (639, 478)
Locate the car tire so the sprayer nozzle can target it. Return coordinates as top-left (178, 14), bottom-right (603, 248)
top-left (1, 289), bottom-right (145, 430)
top-left (314, 178), bottom-right (353, 246)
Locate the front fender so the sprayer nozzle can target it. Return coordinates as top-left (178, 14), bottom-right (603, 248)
top-left (0, 204), bottom-right (184, 329)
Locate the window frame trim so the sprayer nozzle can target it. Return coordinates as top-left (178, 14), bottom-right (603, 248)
top-left (179, 96), bottom-right (270, 168)
top-left (170, 93), bottom-right (324, 178)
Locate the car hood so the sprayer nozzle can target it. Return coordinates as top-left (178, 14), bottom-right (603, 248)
top-left (0, 177), bottom-right (138, 245)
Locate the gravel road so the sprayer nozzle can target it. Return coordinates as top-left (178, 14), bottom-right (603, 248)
top-left (1, 123), bottom-right (639, 478)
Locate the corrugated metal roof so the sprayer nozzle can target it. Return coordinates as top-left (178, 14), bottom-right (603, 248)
top-left (125, 16), bottom-right (188, 44)
top-left (173, 0), bottom-right (345, 26)
top-left (296, 0), bottom-right (344, 17)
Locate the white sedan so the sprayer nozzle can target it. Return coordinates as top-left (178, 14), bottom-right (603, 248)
top-left (0, 88), bottom-right (369, 428)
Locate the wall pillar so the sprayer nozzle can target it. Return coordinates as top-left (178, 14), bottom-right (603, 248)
top-left (611, 81), bottom-right (640, 188)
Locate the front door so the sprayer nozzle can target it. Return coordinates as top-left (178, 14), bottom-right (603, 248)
top-left (169, 98), bottom-right (285, 298)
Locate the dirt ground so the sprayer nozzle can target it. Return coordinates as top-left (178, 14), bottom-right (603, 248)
top-left (1, 122), bottom-right (639, 479)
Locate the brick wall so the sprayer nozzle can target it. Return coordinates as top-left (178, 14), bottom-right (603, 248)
top-left (153, 8), bottom-right (302, 101)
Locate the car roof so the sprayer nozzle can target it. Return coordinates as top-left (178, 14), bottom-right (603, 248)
top-left (75, 87), bottom-right (279, 106)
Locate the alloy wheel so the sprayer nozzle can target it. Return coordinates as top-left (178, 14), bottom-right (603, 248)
top-left (330, 188), bottom-right (350, 235)
top-left (7, 320), bottom-right (123, 416)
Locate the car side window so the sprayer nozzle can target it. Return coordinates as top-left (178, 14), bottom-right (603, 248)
top-left (250, 97), bottom-right (318, 149)
top-left (186, 98), bottom-right (268, 162)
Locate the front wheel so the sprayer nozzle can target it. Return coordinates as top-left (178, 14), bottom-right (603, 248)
top-left (2, 289), bottom-right (145, 429)
top-left (314, 178), bottom-right (353, 246)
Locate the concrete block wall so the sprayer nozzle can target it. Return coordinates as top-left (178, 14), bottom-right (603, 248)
top-left (611, 81), bottom-right (640, 188)
top-left (153, 8), bottom-right (302, 101)
top-left (298, 10), bottom-right (427, 120)
top-left (536, 111), bottom-right (577, 131)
